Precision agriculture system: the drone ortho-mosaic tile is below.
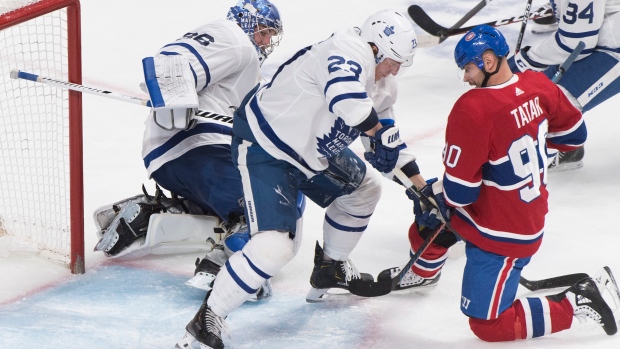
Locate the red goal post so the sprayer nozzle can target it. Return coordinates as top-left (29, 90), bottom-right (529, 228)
top-left (0, 0), bottom-right (84, 273)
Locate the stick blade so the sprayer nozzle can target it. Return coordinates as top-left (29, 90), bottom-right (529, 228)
top-left (348, 278), bottom-right (393, 297)
top-left (408, 5), bottom-right (448, 38)
top-left (520, 273), bottom-right (589, 291)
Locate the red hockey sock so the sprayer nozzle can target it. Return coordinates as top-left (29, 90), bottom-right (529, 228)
top-left (408, 223), bottom-right (448, 278)
top-left (468, 296), bottom-right (573, 341)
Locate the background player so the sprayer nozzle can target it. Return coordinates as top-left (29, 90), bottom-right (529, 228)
top-left (508, 0), bottom-right (620, 171)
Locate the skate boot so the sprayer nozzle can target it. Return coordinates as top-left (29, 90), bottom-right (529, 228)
top-left (186, 244), bottom-right (273, 300)
top-left (549, 277), bottom-right (618, 335)
top-left (306, 241), bottom-right (374, 302)
top-left (378, 265), bottom-right (440, 290)
top-left (94, 200), bottom-right (164, 256)
top-left (186, 245), bottom-right (228, 291)
top-left (548, 146), bottom-right (584, 172)
top-left (531, 13), bottom-right (558, 34)
top-left (176, 291), bottom-right (229, 349)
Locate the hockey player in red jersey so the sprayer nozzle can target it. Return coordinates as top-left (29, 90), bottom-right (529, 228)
top-left (388, 24), bottom-right (619, 341)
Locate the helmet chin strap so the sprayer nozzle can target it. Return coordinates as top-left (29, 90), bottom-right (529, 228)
top-left (481, 57), bottom-right (503, 87)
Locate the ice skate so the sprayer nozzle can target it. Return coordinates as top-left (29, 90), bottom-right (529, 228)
top-left (186, 245), bottom-right (228, 291)
top-left (186, 244), bottom-right (272, 300)
top-left (176, 291), bottom-right (229, 349)
top-left (549, 277), bottom-right (618, 335)
top-left (306, 241), bottom-right (374, 302)
top-left (594, 266), bottom-right (620, 314)
top-left (531, 13), bottom-right (558, 34)
top-left (377, 265), bottom-right (440, 290)
top-left (548, 146), bottom-right (584, 172)
top-left (94, 200), bottom-right (163, 256)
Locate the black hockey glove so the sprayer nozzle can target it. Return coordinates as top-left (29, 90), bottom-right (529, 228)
top-left (363, 124), bottom-right (405, 173)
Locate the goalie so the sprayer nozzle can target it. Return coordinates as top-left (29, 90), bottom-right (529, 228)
top-left (93, 0), bottom-right (295, 299)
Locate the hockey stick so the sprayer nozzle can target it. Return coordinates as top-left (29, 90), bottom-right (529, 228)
top-left (417, 0), bottom-right (490, 48)
top-left (348, 170), bottom-right (445, 297)
top-left (9, 69), bottom-right (233, 123)
top-left (550, 41), bottom-right (586, 83)
top-left (439, 0), bottom-right (490, 44)
top-left (514, 0), bottom-right (533, 54)
top-left (520, 273), bottom-right (589, 291)
top-left (409, 4), bottom-right (553, 40)
top-left (10, 69), bottom-right (152, 107)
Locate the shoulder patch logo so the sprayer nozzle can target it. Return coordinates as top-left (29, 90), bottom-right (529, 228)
top-left (516, 87), bottom-right (524, 96)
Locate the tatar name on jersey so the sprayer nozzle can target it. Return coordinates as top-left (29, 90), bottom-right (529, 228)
top-left (443, 71), bottom-right (584, 258)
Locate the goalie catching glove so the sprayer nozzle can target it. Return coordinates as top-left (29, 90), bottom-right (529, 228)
top-left (406, 178), bottom-right (452, 228)
top-left (142, 55), bottom-right (199, 130)
top-left (363, 124), bottom-right (406, 173)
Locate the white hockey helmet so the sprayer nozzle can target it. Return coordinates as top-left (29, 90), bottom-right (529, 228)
top-left (360, 9), bottom-right (418, 67)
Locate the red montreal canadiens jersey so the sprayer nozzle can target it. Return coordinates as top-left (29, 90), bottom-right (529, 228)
top-left (442, 71), bottom-right (586, 258)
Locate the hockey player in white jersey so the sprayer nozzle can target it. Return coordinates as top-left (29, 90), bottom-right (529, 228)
top-left (175, 9), bottom-right (428, 349)
top-left (93, 0), bottom-right (290, 298)
top-left (508, 0), bottom-right (620, 171)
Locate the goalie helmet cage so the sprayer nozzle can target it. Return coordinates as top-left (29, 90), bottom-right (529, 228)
top-left (0, 0), bottom-right (84, 273)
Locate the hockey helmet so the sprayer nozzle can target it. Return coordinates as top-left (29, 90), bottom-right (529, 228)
top-left (360, 9), bottom-right (418, 67)
top-left (227, 0), bottom-right (283, 62)
top-left (454, 24), bottom-right (510, 70)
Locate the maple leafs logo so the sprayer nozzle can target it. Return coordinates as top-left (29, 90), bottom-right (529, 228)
top-left (316, 117), bottom-right (359, 158)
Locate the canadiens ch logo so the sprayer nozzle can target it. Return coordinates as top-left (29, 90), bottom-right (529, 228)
top-left (465, 32), bottom-right (476, 41)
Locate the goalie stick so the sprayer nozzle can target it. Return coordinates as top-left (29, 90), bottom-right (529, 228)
top-left (9, 69), bottom-right (231, 122)
top-left (409, 4), bottom-right (553, 40)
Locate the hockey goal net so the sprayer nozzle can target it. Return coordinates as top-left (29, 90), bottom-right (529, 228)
top-left (0, 0), bottom-right (84, 273)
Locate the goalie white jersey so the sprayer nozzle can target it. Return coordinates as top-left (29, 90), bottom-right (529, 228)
top-left (142, 19), bottom-right (261, 176)
top-left (239, 28), bottom-right (398, 177)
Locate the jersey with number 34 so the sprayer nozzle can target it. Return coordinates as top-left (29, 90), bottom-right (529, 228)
top-left (442, 71), bottom-right (586, 258)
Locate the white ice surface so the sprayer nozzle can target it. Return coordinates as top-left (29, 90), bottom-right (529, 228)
top-left (1, 0), bottom-right (619, 348)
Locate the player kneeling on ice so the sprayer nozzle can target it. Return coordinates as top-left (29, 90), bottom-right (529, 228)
top-left (93, 0), bottom-right (290, 301)
top-left (176, 9), bottom-right (427, 349)
top-left (390, 24), bottom-right (618, 341)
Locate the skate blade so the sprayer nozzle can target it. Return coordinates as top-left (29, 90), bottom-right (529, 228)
top-left (185, 272), bottom-right (216, 291)
top-left (175, 331), bottom-right (197, 349)
top-left (306, 287), bottom-right (360, 303)
top-left (175, 331), bottom-right (219, 349)
top-left (93, 229), bottom-right (119, 252)
top-left (595, 267), bottom-right (620, 315)
top-left (548, 160), bottom-right (583, 173)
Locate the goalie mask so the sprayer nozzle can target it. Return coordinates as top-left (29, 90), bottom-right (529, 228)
top-left (227, 0), bottom-right (283, 64)
top-left (360, 10), bottom-right (418, 68)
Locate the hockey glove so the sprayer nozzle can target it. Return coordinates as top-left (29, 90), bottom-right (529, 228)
top-left (143, 55), bottom-right (199, 131)
top-left (407, 178), bottom-right (452, 226)
top-left (507, 46), bottom-right (548, 73)
top-left (363, 124), bottom-right (405, 173)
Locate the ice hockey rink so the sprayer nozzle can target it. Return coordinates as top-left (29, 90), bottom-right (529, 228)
top-left (1, 0), bottom-right (619, 348)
